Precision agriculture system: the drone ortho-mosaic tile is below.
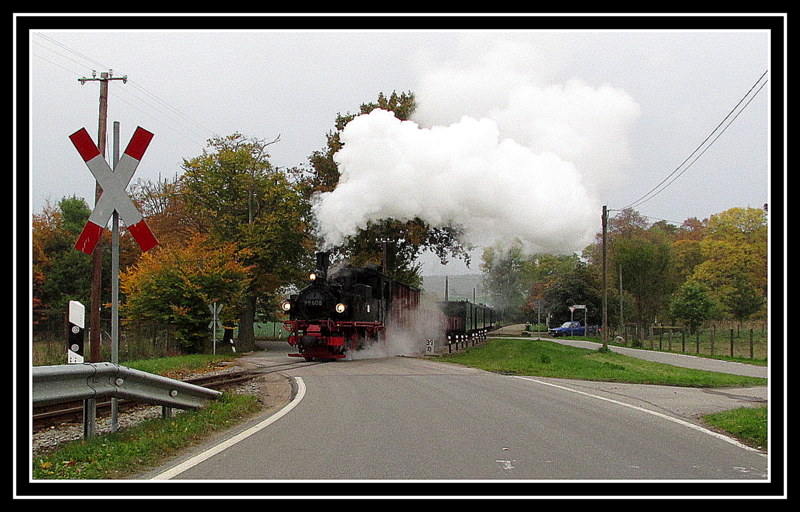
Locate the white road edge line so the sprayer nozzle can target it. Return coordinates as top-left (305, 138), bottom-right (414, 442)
top-left (513, 376), bottom-right (764, 455)
top-left (150, 376), bottom-right (307, 480)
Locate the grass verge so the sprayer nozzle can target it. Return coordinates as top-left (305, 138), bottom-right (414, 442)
top-left (32, 392), bottom-right (261, 480)
top-left (32, 355), bottom-right (261, 480)
top-left (442, 338), bottom-right (766, 388)
top-left (123, 353), bottom-right (239, 379)
top-left (703, 406), bottom-right (768, 450)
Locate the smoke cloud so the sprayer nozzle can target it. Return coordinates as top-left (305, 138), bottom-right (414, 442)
top-left (312, 37), bottom-right (640, 256)
top-left (346, 295), bottom-right (446, 360)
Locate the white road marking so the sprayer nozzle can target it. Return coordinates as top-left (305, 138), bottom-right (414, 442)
top-left (513, 376), bottom-right (764, 454)
top-left (150, 377), bottom-right (306, 480)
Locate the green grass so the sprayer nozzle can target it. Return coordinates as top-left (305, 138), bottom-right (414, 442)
top-left (442, 337), bottom-right (767, 388)
top-left (703, 406), bottom-right (768, 450)
top-left (32, 355), bottom-right (260, 480)
top-left (123, 353), bottom-right (237, 378)
top-left (33, 392), bottom-right (261, 479)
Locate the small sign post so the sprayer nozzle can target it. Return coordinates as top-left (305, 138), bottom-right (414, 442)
top-left (208, 302), bottom-right (223, 354)
top-left (223, 325), bottom-right (237, 353)
top-left (572, 305), bottom-right (588, 335)
top-left (67, 301), bottom-right (85, 364)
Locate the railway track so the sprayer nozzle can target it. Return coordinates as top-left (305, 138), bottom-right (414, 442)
top-left (32, 359), bottom-right (318, 430)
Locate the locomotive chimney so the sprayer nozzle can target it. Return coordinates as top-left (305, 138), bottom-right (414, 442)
top-left (315, 251), bottom-right (330, 279)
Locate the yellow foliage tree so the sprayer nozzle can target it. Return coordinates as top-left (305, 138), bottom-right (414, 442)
top-left (121, 233), bottom-right (253, 353)
top-left (690, 207), bottom-right (768, 317)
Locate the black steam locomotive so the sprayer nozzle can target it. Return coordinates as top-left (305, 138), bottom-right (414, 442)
top-left (282, 252), bottom-right (420, 361)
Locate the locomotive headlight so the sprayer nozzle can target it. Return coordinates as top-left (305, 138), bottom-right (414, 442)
top-left (335, 303), bottom-right (347, 313)
top-left (281, 301), bottom-right (292, 312)
top-left (308, 272), bottom-right (317, 281)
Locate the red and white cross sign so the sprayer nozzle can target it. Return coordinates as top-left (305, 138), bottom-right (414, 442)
top-left (70, 126), bottom-right (158, 254)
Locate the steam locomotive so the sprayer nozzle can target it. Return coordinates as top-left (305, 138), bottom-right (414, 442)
top-left (281, 251), bottom-right (496, 361)
top-left (282, 252), bottom-right (420, 361)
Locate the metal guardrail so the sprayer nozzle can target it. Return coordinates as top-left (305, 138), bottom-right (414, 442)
top-left (33, 362), bottom-right (222, 410)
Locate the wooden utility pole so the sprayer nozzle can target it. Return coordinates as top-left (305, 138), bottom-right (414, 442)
top-left (78, 70), bottom-right (127, 362)
top-left (601, 205), bottom-right (608, 349)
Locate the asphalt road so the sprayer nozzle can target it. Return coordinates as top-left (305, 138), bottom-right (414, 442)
top-left (143, 343), bottom-right (770, 484)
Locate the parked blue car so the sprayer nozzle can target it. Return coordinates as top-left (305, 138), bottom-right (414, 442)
top-left (548, 321), bottom-right (598, 337)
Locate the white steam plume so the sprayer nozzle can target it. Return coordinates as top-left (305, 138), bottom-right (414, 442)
top-left (312, 37), bottom-right (640, 256)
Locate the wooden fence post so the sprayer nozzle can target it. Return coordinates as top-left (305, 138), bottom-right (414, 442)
top-left (711, 324), bottom-right (715, 356)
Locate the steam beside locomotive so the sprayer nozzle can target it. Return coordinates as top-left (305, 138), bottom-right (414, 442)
top-left (281, 251), bottom-right (495, 361)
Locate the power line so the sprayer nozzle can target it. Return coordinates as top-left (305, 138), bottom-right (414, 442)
top-left (31, 32), bottom-right (216, 148)
top-left (34, 32), bottom-right (110, 70)
top-left (617, 70), bottom-right (769, 212)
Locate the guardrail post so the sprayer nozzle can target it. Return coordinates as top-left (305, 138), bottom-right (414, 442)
top-left (83, 399), bottom-right (96, 438)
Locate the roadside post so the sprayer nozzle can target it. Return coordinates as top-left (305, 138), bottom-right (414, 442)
top-left (223, 325), bottom-right (237, 353)
top-left (67, 300), bottom-right (85, 364)
top-left (426, 339), bottom-right (435, 354)
top-left (209, 302), bottom-right (223, 354)
top-left (66, 300), bottom-right (96, 437)
top-left (573, 305), bottom-right (587, 336)
top-left (70, 124), bottom-right (158, 435)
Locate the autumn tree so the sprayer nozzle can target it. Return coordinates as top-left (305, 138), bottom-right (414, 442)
top-left (721, 274), bottom-right (765, 325)
top-left (128, 175), bottom-right (207, 248)
top-left (612, 221), bottom-right (677, 329)
top-left (33, 193), bottom-right (155, 332)
top-left (690, 207), bottom-right (767, 318)
top-left (180, 133), bottom-right (314, 350)
top-left (524, 253), bottom-right (582, 324)
top-left (121, 234), bottom-right (252, 353)
top-left (32, 196), bottom-right (93, 320)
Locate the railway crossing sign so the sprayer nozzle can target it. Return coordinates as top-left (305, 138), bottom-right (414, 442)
top-left (208, 302), bottom-right (223, 330)
top-left (69, 126), bottom-right (158, 254)
top-left (209, 302), bottom-right (223, 354)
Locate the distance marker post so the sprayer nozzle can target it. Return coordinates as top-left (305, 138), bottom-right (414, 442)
top-left (67, 300), bottom-right (85, 364)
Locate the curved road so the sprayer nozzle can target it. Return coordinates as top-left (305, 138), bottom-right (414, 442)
top-left (145, 344), bottom-right (770, 482)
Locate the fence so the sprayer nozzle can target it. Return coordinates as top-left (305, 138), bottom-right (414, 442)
top-left (33, 312), bottom-right (291, 366)
top-left (606, 322), bottom-right (768, 360)
top-left (33, 310), bottom-right (181, 366)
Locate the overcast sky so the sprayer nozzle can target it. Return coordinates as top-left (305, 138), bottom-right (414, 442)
top-left (18, 14), bottom-right (782, 275)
